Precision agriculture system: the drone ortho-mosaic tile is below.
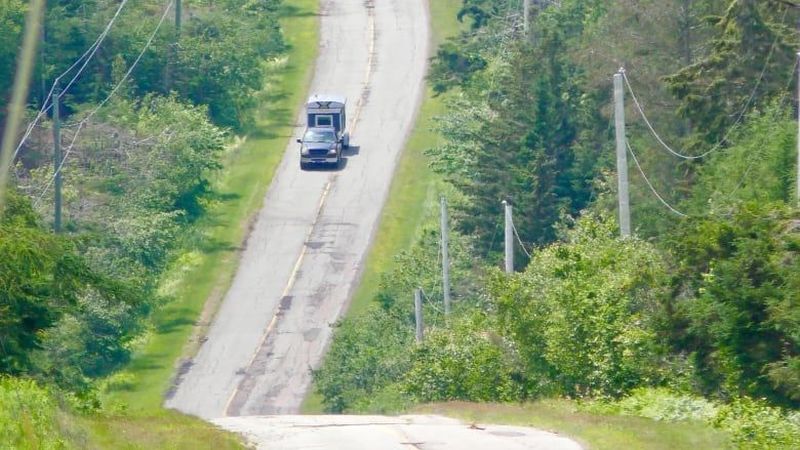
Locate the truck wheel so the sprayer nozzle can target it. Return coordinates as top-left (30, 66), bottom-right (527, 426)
top-left (343, 133), bottom-right (350, 149)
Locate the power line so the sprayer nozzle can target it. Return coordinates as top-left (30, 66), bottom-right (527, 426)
top-left (419, 288), bottom-right (444, 314)
top-left (11, 0), bottom-right (131, 162)
top-left (33, 0), bottom-right (175, 209)
top-left (626, 141), bottom-right (688, 218)
top-left (622, 7), bottom-right (788, 161)
top-left (57, 0), bottom-right (132, 100)
top-left (510, 220), bottom-right (532, 258)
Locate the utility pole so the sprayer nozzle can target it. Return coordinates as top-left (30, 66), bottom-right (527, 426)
top-left (440, 196), bottom-right (451, 316)
top-left (523, 0), bottom-right (530, 35)
top-left (614, 70), bottom-right (631, 237)
top-left (52, 82), bottom-right (62, 233)
top-left (414, 288), bottom-right (424, 343)
top-left (796, 52), bottom-right (800, 206)
top-left (503, 200), bottom-right (514, 273)
top-left (175, 0), bottom-right (181, 37)
top-left (165, 0), bottom-right (181, 91)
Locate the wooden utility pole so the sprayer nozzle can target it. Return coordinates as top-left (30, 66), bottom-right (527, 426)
top-left (440, 196), bottom-right (451, 316)
top-left (175, 0), bottom-right (181, 37)
top-left (503, 200), bottom-right (514, 273)
top-left (414, 289), bottom-right (424, 343)
top-left (796, 52), bottom-right (800, 206)
top-left (52, 82), bottom-right (62, 233)
top-left (614, 70), bottom-right (631, 237)
top-left (165, 0), bottom-right (181, 91)
top-left (523, 0), bottom-right (530, 35)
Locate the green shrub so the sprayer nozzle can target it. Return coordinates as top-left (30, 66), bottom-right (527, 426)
top-left (582, 387), bottom-right (718, 422)
top-left (0, 377), bottom-right (67, 449)
top-left (313, 307), bottom-right (413, 413)
top-left (494, 212), bottom-right (671, 398)
top-left (402, 314), bottom-right (524, 403)
top-left (713, 397), bottom-right (800, 450)
top-left (668, 202), bottom-right (800, 406)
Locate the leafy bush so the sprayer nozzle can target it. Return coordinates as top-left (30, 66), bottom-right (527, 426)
top-left (584, 388), bottom-right (800, 449)
top-left (402, 314), bottom-right (524, 403)
top-left (313, 308), bottom-right (413, 413)
top-left (494, 212), bottom-right (671, 398)
top-left (0, 377), bottom-right (67, 449)
top-left (583, 387), bottom-right (718, 422)
top-left (713, 397), bottom-right (800, 450)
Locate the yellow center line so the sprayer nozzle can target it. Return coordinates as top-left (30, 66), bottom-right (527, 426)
top-left (348, 2), bottom-right (376, 135)
top-left (223, 180), bottom-right (332, 416)
top-left (223, 0), bottom-right (377, 418)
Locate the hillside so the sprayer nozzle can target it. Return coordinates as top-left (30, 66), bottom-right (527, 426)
top-left (313, 1), bottom-right (800, 448)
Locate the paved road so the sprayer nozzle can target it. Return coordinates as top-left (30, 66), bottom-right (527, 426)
top-left (213, 415), bottom-right (584, 450)
top-left (166, 0), bottom-right (430, 418)
top-left (166, 3), bottom-right (585, 448)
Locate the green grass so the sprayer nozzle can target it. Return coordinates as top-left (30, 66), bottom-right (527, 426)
top-left (416, 401), bottom-right (731, 450)
top-left (73, 413), bottom-right (243, 450)
top-left (104, 0), bottom-right (319, 414)
top-left (41, 1), bottom-right (322, 447)
top-left (297, 4), bottom-right (730, 448)
top-left (300, 0), bottom-right (464, 413)
top-left (343, 1), bottom-right (462, 319)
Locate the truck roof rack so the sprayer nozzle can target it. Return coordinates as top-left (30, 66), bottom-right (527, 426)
top-left (307, 94), bottom-right (346, 109)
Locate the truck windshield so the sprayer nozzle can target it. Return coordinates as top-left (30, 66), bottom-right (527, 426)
top-left (303, 130), bottom-right (336, 143)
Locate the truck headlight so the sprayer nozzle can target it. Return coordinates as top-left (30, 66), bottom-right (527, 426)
top-left (327, 148), bottom-right (337, 155)
top-left (301, 146), bottom-right (309, 156)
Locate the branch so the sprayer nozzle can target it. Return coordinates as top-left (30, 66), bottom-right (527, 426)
top-left (773, 0), bottom-right (800, 8)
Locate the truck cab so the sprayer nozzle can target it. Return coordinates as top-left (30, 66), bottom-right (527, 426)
top-left (298, 94), bottom-right (349, 170)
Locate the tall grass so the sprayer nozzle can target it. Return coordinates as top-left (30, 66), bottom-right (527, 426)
top-left (0, 378), bottom-right (68, 449)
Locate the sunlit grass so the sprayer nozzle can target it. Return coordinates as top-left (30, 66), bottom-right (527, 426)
top-left (103, 0), bottom-right (319, 415)
top-left (416, 401), bottom-right (730, 450)
top-left (300, 0), bottom-right (464, 414)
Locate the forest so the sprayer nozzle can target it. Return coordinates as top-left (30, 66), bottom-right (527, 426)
top-left (313, 0), bottom-right (800, 448)
top-left (1, 0), bottom-right (286, 446)
top-left (3, 0), bottom-right (800, 448)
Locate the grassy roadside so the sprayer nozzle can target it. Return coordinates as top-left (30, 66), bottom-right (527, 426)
top-left (47, 1), bottom-right (321, 447)
top-left (103, 0), bottom-right (319, 414)
top-left (297, 3), bottom-right (729, 449)
top-left (300, 0), bottom-right (464, 413)
top-left (416, 401), bottom-right (730, 450)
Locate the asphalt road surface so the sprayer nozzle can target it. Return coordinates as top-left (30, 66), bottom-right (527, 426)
top-left (213, 415), bottom-right (584, 450)
top-left (166, 1), bottom-right (583, 448)
top-left (166, 0), bottom-right (430, 418)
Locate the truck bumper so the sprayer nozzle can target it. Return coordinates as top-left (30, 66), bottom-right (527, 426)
top-left (301, 156), bottom-right (338, 164)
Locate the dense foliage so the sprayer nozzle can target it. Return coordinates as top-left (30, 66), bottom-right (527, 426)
top-left (1, 0), bottom-right (287, 401)
top-left (0, 377), bottom-right (67, 449)
top-left (493, 213), bottom-right (670, 398)
top-left (317, 0), bottom-right (800, 446)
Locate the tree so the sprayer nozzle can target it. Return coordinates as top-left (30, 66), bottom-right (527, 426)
top-left (665, 0), bottom-right (798, 149)
top-left (668, 202), bottom-right (800, 406)
top-left (428, 1), bottom-right (606, 257)
top-left (0, 191), bottom-right (139, 383)
top-left (493, 212), bottom-right (671, 398)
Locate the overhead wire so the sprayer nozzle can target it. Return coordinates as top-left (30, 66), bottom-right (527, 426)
top-left (626, 141), bottom-right (688, 217)
top-left (11, 0), bottom-right (131, 162)
top-left (510, 219), bottom-right (532, 258)
top-left (33, 0), bottom-right (175, 208)
top-left (57, 0), bottom-right (132, 99)
top-left (713, 55), bottom-right (800, 204)
top-left (419, 288), bottom-right (444, 314)
top-left (622, 7), bottom-right (789, 161)
top-left (626, 33), bottom-right (799, 217)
